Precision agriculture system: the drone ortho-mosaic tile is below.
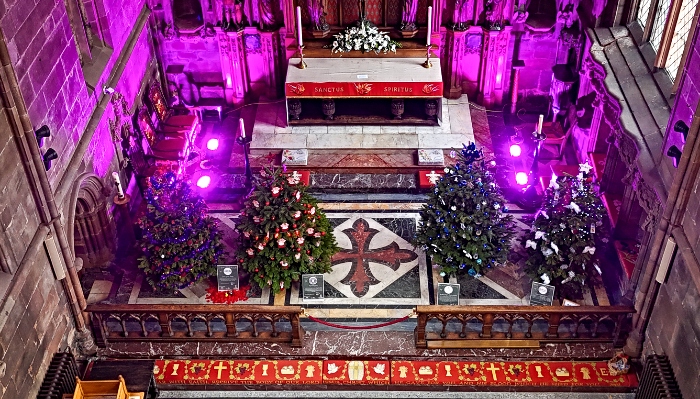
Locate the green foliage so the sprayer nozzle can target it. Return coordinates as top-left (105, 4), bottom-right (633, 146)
top-left (235, 166), bottom-right (339, 294)
top-left (523, 167), bottom-right (607, 299)
top-left (138, 171), bottom-right (224, 293)
top-left (414, 143), bottom-right (515, 277)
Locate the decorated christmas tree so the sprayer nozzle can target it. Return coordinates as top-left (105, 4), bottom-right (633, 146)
top-left (138, 171), bottom-right (224, 293)
top-left (415, 143), bottom-right (515, 277)
top-left (523, 162), bottom-right (607, 299)
top-left (235, 166), bottom-right (338, 294)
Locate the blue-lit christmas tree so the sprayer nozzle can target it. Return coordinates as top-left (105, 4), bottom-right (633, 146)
top-left (415, 143), bottom-right (515, 277)
top-left (523, 163), bottom-right (607, 299)
top-left (137, 171), bottom-right (224, 293)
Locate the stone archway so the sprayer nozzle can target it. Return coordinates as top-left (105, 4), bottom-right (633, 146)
top-left (66, 174), bottom-right (116, 269)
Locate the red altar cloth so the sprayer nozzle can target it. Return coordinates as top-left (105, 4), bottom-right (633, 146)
top-left (286, 81), bottom-right (443, 98)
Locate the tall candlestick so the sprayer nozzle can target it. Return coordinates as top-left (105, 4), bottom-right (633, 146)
top-left (426, 6), bottom-right (432, 47)
top-left (296, 6), bottom-right (303, 47)
top-left (239, 118), bottom-right (246, 139)
top-left (112, 172), bottom-right (124, 198)
top-left (537, 114), bottom-right (543, 134)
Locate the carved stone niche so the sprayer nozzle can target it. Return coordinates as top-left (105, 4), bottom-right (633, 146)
top-left (174, 0), bottom-right (206, 32)
top-left (525, 0), bottom-right (557, 31)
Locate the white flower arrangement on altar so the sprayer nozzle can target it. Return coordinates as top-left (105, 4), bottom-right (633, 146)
top-left (331, 20), bottom-right (401, 54)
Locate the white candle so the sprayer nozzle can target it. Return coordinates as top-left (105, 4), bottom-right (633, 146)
top-left (112, 172), bottom-right (124, 198)
top-left (296, 6), bottom-right (303, 47)
top-left (537, 114), bottom-right (544, 134)
top-left (426, 6), bottom-right (432, 47)
top-left (239, 118), bottom-right (246, 139)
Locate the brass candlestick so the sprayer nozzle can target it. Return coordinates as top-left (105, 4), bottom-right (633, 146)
top-left (297, 45), bottom-right (307, 69)
top-left (422, 44), bottom-right (434, 68)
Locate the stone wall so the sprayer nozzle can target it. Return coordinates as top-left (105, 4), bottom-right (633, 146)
top-left (0, 0), bottom-right (155, 398)
top-left (644, 20), bottom-right (700, 399)
top-left (645, 255), bottom-right (700, 397)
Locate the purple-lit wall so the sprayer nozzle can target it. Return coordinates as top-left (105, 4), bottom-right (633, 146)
top-left (0, 0), bottom-right (155, 397)
top-left (645, 21), bottom-right (700, 397)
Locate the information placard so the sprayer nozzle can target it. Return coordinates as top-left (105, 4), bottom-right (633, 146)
top-left (529, 282), bottom-right (555, 306)
top-left (437, 283), bottom-right (460, 305)
top-left (302, 274), bottom-right (324, 301)
top-left (217, 265), bottom-right (239, 291)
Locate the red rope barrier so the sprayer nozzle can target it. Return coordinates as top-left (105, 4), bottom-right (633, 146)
top-left (305, 313), bottom-right (413, 330)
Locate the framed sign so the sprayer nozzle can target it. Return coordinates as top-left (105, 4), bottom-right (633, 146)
top-left (217, 265), bottom-right (239, 291)
top-left (437, 283), bottom-right (460, 305)
top-left (302, 274), bottom-right (324, 301)
top-left (529, 282), bottom-right (555, 306)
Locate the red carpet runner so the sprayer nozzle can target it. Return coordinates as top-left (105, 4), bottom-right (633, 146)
top-left (154, 359), bottom-right (637, 388)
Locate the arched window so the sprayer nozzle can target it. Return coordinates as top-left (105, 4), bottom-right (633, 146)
top-left (636, 0), bottom-right (700, 84)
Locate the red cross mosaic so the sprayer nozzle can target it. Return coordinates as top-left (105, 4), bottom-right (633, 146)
top-left (331, 218), bottom-right (418, 297)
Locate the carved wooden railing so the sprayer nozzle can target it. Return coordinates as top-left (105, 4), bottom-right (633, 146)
top-left (414, 305), bottom-right (634, 349)
top-left (86, 304), bottom-right (305, 348)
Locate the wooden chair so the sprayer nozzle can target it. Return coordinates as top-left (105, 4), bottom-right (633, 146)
top-left (137, 108), bottom-right (189, 164)
top-left (148, 85), bottom-right (199, 135)
top-left (540, 121), bottom-right (570, 160)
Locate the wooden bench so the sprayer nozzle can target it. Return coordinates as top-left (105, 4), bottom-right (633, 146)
top-left (64, 376), bottom-right (143, 399)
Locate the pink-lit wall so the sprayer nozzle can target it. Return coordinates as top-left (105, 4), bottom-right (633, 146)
top-left (1, 0), bottom-right (152, 188)
top-left (0, 0), bottom-right (154, 396)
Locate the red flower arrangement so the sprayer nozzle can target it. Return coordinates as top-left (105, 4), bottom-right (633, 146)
top-left (205, 283), bottom-right (251, 304)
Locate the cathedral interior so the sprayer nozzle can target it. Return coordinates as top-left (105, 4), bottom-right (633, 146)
top-left (0, 0), bottom-right (699, 397)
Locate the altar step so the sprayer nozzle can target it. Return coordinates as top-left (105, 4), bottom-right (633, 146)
top-left (241, 149), bottom-right (451, 174)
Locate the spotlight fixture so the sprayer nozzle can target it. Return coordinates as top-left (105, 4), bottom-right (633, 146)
top-left (42, 148), bottom-right (58, 170)
top-left (509, 144), bottom-right (522, 157)
top-left (35, 125), bottom-right (51, 147)
top-left (673, 120), bottom-right (689, 143)
top-left (515, 172), bottom-right (529, 185)
top-left (666, 145), bottom-right (682, 168)
top-left (206, 138), bottom-right (220, 151)
top-left (196, 175), bottom-right (212, 188)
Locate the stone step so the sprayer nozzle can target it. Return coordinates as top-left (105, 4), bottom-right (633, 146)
top-left (236, 149), bottom-right (455, 174)
top-left (249, 132), bottom-right (469, 152)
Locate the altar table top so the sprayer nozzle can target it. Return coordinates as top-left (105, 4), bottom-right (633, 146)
top-left (286, 58), bottom-right (443, 98)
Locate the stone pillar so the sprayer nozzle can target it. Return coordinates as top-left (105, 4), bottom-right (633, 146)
top-left (510, 60), bottom-right (524, 114)
top-left (477, 26), bottom-right (511, 108)
top-left (260, 29), bottom-right (283, 98)
top-left (549, 64), bottom-right (575, 122)
top-left (444, 29), bottom-right (467, 99)
top-left (216, 27), bottom-right (250, 104)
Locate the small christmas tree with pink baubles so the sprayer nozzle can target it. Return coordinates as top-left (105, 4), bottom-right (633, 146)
top-left (235, 166), bottom-right (338, 294)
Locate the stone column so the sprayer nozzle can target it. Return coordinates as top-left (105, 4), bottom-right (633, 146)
top-left (549, 64), bottom-right (575, 122)
top-left (444, 29), bottom-right (467, 99)
top-left (510, 60), bottom-right (524, 114)
top-left (261, 29), bottom-right (283, 98)
top-left (216, 27), bottom-right (250, 104)
top-left (477, 26), bottom-right (511, 108)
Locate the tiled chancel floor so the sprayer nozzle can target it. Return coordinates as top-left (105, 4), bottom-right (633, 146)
top-left (250, 96), bottom-right (475, 151)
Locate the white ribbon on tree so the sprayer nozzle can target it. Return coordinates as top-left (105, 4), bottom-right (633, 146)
top-left (582, 246), bottom-right (596, 255)
top-left (566, 202), bottom-right (581, 213)
top-left (550, 242), bottom-right (559, 254)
